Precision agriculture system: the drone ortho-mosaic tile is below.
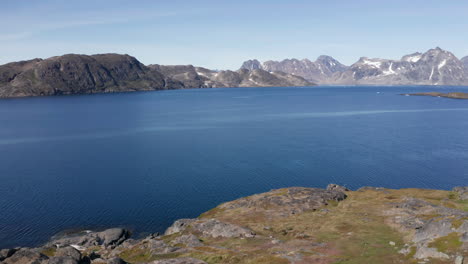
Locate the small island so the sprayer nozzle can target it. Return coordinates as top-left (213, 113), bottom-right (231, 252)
top-left (1, 184), bottom-right (466, 264)
top-left (402, 92), bottom-right (468, 99)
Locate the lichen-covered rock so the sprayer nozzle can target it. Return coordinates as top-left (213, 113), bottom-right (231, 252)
top-left (2, 248), bottom-right (48, 264)
top-left (99, 228), bottom-right (129, 247)
top-left (48, 256), bottom-right (79, 264)
top-left (165, 218), bottom-right (255, 238)
top-left (453, 186), bottom-right (468, 200)
top-left (191, 219), bottom-right (255, 238)
top-left (170, 234), bottom-right (203, 247)
top-left (54, 246), bottom-right (81, 261)
top-left (151, 257), bottom-right (207, 264)
top-left (47, 228), bottom-right (129, 248)
top-left (165, 219), bottom-right (197, 236)
top-left (219, 187), bottom-right (347, 215)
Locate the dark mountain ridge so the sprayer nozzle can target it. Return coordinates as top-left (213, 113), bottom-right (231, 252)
top-left (0, 54), bottom-right (314, 98)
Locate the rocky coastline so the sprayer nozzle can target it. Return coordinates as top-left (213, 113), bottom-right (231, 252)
top-left (402, 92), bottom-right (468, 99)
top-left (1, 184), bottom-right (467, 264)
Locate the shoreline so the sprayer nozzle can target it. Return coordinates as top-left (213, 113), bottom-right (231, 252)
top-left (1, 184), bottom-right (467, 264)
top-left (402, 92), bottom-right (468, 99)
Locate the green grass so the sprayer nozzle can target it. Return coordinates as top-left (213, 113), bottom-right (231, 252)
top-left (40, 247), bottom-right (56, 257)
top-left (428, 232), bottom-right (462, 254)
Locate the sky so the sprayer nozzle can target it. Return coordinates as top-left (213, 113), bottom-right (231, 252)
top-left (1, 0), bottom-right (468, 69)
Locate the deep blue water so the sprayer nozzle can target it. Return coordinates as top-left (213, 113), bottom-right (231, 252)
top-left (1, 86), bottom-right (468, 248)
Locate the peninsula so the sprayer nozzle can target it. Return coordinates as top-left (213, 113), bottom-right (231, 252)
top-left (403, 92), bottom-right (468, 99)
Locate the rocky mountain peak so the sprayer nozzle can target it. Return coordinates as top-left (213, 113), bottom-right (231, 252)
top-left (240, 59), bottom-right (262, 71)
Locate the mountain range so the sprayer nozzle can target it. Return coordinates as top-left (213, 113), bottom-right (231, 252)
top-left (241, 47), bottom-right (468, 86)
top-left (0, 54), bottom-right (312, 98)
top-left (1, 47), bottom-right (468, 98)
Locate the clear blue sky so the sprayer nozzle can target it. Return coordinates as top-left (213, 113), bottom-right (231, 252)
top-left (1, 0), bottom-right (467, 69)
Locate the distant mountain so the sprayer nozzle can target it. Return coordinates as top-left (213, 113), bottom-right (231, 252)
top-left (0, 54), bottom-right (314, 98)
top-left (333, 47), bottom-right (467, 85)
top-left (149, 64), bottom-right (313, 89)
top-left (240, 56), bottom-right (348, 83)
top-left (461, 56), bottom-right (468, 70)
top-left (241, 47), bottom-right (468, 86)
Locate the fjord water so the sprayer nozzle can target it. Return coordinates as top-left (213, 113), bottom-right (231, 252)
top-left (1, 86), bottom-right (468, 248)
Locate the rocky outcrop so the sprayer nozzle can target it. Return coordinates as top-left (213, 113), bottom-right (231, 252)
top-left (402, 92), bottom-right (468, 99)
top-left (46, 228), bottom-right (129, 248)
top-left (165, 219), bottom-right (255, 238)
top-left (454, 186), bottom-right (468, 200)
top-left (1, 185), bottom-right (466, 264)
top-left (218, 187), bottom-right (347, 216)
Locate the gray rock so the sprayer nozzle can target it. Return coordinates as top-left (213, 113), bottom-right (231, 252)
top-left (170, 234), bottom-right (203, 247)
top-left (191, 219), bottom-right (255, 238)
top-left (413, 219), bottom-right (453, 243)
top-left (453, 186), bottom-right (468, 200)
top-left (48, 228), bottom-right (129, 248)
top-left (107, 257), bottom-right (127, 264)
top-left (151, 257), bottom-right (207, 264)
top-left (220, 187), bottom-right (347, 214)
top-left (165, 219), bottom-right (197, 235)
top-left (99, 228), bottom-right (129, 246)
top-left (413, 246), bottom-right (449, 259)
top-left (326, 184), bottom-right (350, 192)
top-left (165, 218), bottom-right (254, 239)
top-left (54, 246), bottom-right (81, 261)
top-left (0, 248), bottom-right (17, 261)
top-left (2, 248), bottom-right (48, 264)
top-left (455, 255), bottom-right (464, 264)
top-left (48, 256), bottom-right (79, 264)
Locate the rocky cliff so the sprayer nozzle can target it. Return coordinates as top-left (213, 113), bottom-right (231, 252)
top-left (0, 54), bottom-right (314, 98)
top-left (241, 47), bottom-right (468, 86)
top-left (1, 185), bottom-right (466, 264)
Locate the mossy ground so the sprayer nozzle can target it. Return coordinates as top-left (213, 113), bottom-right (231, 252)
top-left (119, 188), bottom-right (466, 264)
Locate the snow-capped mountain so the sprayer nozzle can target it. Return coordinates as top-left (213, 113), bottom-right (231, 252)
top-left (333, 47), bottom-right (467, 85)
top-left (241, 48), bottom-right (468, 86)
top-left (240, 56), bottom-right (348, 83)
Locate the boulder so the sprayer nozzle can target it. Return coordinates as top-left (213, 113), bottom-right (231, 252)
top-left (0, 248), bottom-right (17, 261)
top-left (48, 256), bottom-right (79, 264)
top-left (2, 248), bottom-right (48, 264)
top-left (54, 246), bottom-right (81, 261)
top-left (413, 219), bottom-right (453, 243)
top-left (165, 219), bottom-right (197, 235)
top-left (98, 228), bottom-right (129, 246)
top-left (48, 228), bottom-right (129, 248)
top-left (327, 184), bottom-right (350, 192)
top-left (453, 186), bottom-right (468, 200)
